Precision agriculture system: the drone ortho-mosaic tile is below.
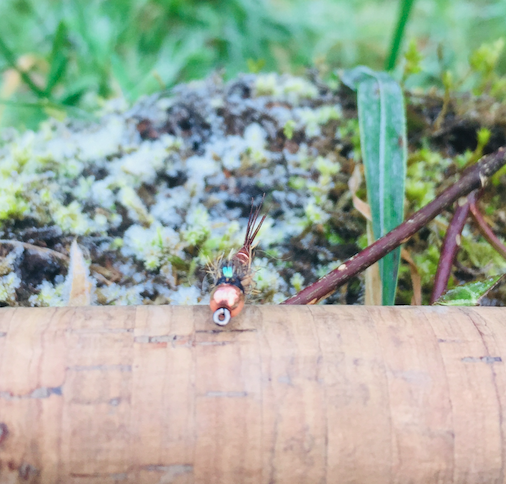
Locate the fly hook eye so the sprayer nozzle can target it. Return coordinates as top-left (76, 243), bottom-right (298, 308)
top-left (213, 307), bottom-right (231, 326)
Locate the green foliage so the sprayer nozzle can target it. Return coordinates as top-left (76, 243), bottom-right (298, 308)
top-left (283, 120), bottom-right (296, 140)
top-left (403, 39), bottom-right (423, 78)
top-left (442, 70), bottom-right (453, 90)
top-left (477, 127), bottom-right (492, 150)
top-left (247, 58), bottom-right (266, 74)
top-left (470, 38), bottom-right (504, 76)
top-left (453, 127), bottom-right (491, 169)
top-left (0, 0), bottom-right (309, 128)
top-left (345, 67), bottom-right (407, 305)
top-left (385, 0), bottom-right (417, 71)
top-left (339, 119), bottom-right (361, 155)
top-left (406, 148), bottom-right (450, 208)
top-left (45, 21), bottom-right (70, 97)
top-left (470, 38), bottom-right (505, 95)
top-left (434, 275), bottom-right (504, 306)
top-left (413, 245), bottom-right (441, 287)
top-left (460, 238), bottom-right (506, 275)
top-left (2, 1), bottom-right (506, 129)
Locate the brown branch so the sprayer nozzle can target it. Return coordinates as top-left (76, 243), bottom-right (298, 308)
top-left (469, 193), bottom-right (506, 261)
top-left (429, 195), bottom-right (471, 304)
top-left (282, 146), bottom-right (506, 305)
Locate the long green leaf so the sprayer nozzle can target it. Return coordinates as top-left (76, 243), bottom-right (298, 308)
top-left (346, 68), bottom-right (407, 305)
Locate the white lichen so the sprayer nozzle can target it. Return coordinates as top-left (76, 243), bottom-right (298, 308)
top-left (29, 280), bottom-right (65, 307)
top-left (0, 272), bottom-right (21, 304)
top-left (123, 224), bottom-right (183, 270)
top-left (0, 72), bottom-right (353, 307)
top-left (169, 285), bottom-right (202, 305)
top-left (99, 283), bottom-right (144, 305)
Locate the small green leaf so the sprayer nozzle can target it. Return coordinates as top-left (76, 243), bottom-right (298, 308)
top-left (434, 275), bottom-right (505, 306)
top-left (476, 127), bottom-right (491, 151)
top-left (403, 39), bottom-right (422, 77)
top-left (442, 70), bottom-right (453, 90)
top-left (470, 39), bottom-right (505, 74)
top-left (283, 120), bottom-right (296, 140)
top-left (355, 70), bottom-right (407, 305)
top-left (247, 58), bottom-right (266, 73)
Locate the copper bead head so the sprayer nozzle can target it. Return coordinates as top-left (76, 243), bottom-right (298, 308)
top-left (210, 284), bottom-right (245, 326)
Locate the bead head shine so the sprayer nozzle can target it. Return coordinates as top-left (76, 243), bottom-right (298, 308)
top-left (210, 284), bottom-right (245, 319)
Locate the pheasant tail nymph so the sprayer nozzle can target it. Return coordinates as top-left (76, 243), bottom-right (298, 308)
top-left (210, 196), bottom-right (266, 325)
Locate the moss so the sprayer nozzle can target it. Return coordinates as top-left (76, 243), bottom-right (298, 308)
top-left (315, 156), bottom-right (340, 176)
top-left (29, 281), bottom-right (65, 307)
top-left (304, 200), bottom-right (330, 225)
top-left (290, 272), bottom-right (305, 293)
top-left (283, 120), bottom-right (296, 140)
top-left (412, 245), bottom-right (441, 288)
top-left (460, 237), bottom-right (506, 275)
top-left (0, 273), bottom-right (21, 304)
top-left (1, 68), bottom-right (506, 307)
top-left (0, 184), bottom-right (30, 222)
top-left (182, 205), bottom-right (211, 246)
top-left (52, 200), bottom-right (93, 235)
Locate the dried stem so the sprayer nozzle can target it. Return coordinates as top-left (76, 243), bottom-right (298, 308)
top-left (283, 146), bottom-right (506, 305)
top-left (429, 196), bottom-right (471, 304)
top-left (0, 239), bottom-right (69, 261)
top-left (469, 192), bottom-right (506, 260)
top-left (0, 239), bottom-right (113, 286)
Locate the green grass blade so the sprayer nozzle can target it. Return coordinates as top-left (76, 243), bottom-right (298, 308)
top-left (357, 72), bottom-right (407, 305)
top-left (0, 35), bottom-right (45, 98)
top-left (45, 21), bottom-right (70, 97)
top-left (385, 0), bottom-right (416, 71)
top-left (0, 98), bottom-right (96, 121)
top-left (434, 275), bottom-right (505, 306)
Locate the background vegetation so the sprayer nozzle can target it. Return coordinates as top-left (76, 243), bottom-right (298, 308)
top-left (0, 0), bottom-right (505, 130)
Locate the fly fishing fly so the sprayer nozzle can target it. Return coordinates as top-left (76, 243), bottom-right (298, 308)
top-left (209, 196), bottom-right (266, 326)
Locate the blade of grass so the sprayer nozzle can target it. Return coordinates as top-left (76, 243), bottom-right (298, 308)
top-left (45, 21), bottom-right (70, 96)
top-left (0, 35), bottom-right (45, 98)
top-left (357, 71), bottom-right (407, 305)
top-left (0, 98), bottom-right (96, 121)
top-left (385, 0), bottom-right (416, 71)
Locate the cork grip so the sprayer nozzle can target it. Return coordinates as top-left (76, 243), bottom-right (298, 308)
top-left (0, 305), bottom-right (505, 483)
